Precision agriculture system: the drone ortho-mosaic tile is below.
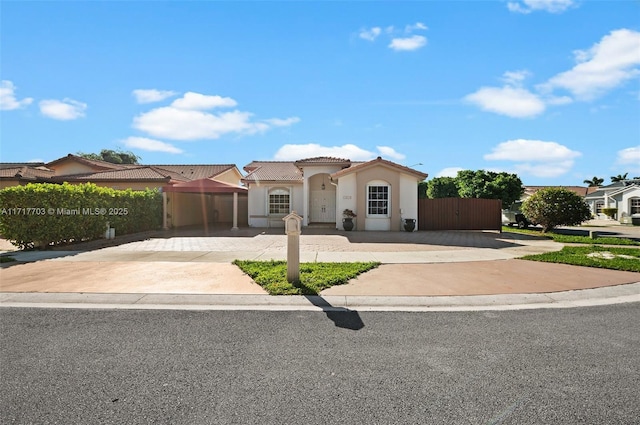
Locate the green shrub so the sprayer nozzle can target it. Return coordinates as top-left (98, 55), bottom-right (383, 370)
top-left (600, 207), bottom-right (617, 219)
top-left (0, 183), bottom-right (162, 249)
top-left (521, 187), bottom-right (591, 233)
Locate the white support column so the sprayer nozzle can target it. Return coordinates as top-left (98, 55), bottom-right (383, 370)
top-left (231, 192), bottom-right (239, 230)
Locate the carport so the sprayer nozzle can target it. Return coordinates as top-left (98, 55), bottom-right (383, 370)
top-left (162, 179), bottom-right (248, 231)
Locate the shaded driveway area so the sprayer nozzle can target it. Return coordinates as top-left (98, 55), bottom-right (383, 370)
top-left (1, 227), bottom-right (639, 297)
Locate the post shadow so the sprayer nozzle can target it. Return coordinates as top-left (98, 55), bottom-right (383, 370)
top-left (303, 295), bottom-right (365, 331)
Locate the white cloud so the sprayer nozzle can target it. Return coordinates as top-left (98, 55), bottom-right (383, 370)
top-left (389, 35), bottom-right (427, 51)
top-left (464, 86), bottom-right (545, 118)
top-left (405, 22), bottom-right (428, 33)
top-left (616, 146), bottom-right (640, 173)
top-left (39, 98), bottom-right (87, 120)
top-left (264, 117), bottom-right (301, 127)
top-left (272, 143), bottom-right (405, 162)
top-left (507, 0), bottom-right (575, 14)
top-left (376, 146), bottom-right (406, 161)
top-left (484, 139), bottom-right (581, 162)
top-left (513, 161), bottom-right (576, 178)
top-left (132, 89), bottom-right (178, 104)
top-left (133, 92), bottom-right (298, 140)
top-left (485, 139), bottom-right (581, 178)
top-left (122, 137), bottom-right (183, 154)
top-left (542, 29), bottom-right (640, 101)
top-left (436, 167), bottom-right (464, 178)
top-left (171, 92), bottom-right (237, 110)
top-left (0, 80), bottom-right (33, 110)
top-left (359, 27), bottom-right (382, 41)
top-left (502, 70), bottom-right (530, 86)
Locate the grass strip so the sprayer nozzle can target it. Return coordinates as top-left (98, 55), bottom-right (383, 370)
top-left (0, 256), bottom-right (16, 263)
top-left (521, 246), bottom-right (640, 273)
top-left (233, 260), bottom-right (380, 295)
top-left (502, 226), bottom-right (640, 246)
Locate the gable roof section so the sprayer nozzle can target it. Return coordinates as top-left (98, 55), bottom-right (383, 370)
top-left (52, 166), bottom-right (190, 183)
top-left (242, 161), bottom-right (303, 183)
top-left (330, 156), bottom-right (428, 180)
top-left (585, 182), bottom-right (640, 199)
top-left (46, 153), bottom-right (129, 173)
top-left (294, 157), bottom-right (351, 166)
top-left (149, 164), bottom-right (237, 180)
top-left (525, 186), bottom-right (598, 198)
top-left (0, 165), bottom-right (55, 181)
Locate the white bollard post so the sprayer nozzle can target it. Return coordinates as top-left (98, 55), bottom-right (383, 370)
top-left (283, 212), bottom-right (303, 283)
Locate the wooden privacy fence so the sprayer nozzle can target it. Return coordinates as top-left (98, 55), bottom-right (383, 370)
top-left (418, 198), bottom-right (502, 231)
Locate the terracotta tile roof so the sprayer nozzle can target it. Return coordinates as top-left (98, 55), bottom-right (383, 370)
top-left (242, 161), bottom-right (303, 183)
top-left (294, 157), bottom-right (351, 165)
top-left (149, 164), bottom-right (237, 180)
top-left (330, 156), bottom-right (428, 180)
top-left (53, 166), bottom-right (190, 183)
top-left (0, 166), bottom-right (55, 180)
top-left (46, 154), bottom-right (129, 171)
top-left (0, 162), bottom-right (46, 169)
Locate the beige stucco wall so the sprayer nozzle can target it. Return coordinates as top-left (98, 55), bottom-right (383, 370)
top-left (49, 162), bottom-right (98, 176)
top-left (335, 165), bottom-right (421, 231)
top-left (247, 183), bottom-right (303, 228)
top-left (213, 168), bottom-right (243, 186)
top-left (0, 181), bottom-right (22, 190)
top-left (356, 166), bottom-right (400, 231)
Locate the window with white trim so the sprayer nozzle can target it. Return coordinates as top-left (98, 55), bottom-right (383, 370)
top-left (595, 200), bottom-right (604, 214)
top-left (269, 189), bottom-right (290, 214)
top-left (367, 184), bottom-right (390, 216)
top-left (631, 198), bottom-right (640, 215)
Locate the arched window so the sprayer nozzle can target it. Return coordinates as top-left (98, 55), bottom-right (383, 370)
top-left (269, 188), bottom-right (290, 215)
top-left (367, 181), bottom-right (390, 217)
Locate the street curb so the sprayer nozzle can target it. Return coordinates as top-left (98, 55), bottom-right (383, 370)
top-left (1, 282), bottom-right (638, 312)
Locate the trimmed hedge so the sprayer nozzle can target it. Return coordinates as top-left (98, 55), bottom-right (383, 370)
top-left (0, 183), bottom-right (162, 249)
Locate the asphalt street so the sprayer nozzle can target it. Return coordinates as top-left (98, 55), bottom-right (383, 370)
top-left (2, 305), bottom-right (639, 424)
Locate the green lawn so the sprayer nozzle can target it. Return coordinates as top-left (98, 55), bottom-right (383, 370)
top-left (232, 260), bottom-right (380, 295)
top-left (502, 226), bottom-right (640, 246)
top-left (521, 246), bottom-right (640, 273)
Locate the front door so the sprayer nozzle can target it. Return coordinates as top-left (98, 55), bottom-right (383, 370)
top-left (310, 190), bottom-right (336, 223)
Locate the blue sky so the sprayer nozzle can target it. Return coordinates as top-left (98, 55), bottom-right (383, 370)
top-left (1, 0), bottom-right (639, 186)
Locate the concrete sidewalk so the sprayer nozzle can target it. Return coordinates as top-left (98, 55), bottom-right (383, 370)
top-left (1, 229), bottom-right (638, 311)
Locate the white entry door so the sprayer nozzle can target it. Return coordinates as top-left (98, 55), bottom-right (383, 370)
top-left (310, 190), bottom-right (336, 223)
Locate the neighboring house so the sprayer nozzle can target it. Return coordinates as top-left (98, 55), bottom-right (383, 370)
top-left (0, 154), bottom-right (247, 230)
top-left (242, 156), bottom-right (427, 231)
top-left (522, 186), bottom-right (597, 199)
top-left (0, 163), bottom-right (54, 189)
top-left (584, 179), bottom-right (640, 224)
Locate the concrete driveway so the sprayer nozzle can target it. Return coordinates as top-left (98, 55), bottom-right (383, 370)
top-left (1, 227), bottom-right (638, 297)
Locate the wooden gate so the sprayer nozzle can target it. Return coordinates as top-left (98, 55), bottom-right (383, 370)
top-left (418, 198), bottom-right (502, 230)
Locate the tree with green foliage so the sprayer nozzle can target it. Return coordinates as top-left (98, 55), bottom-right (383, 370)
top-left (417, 181), bottom-right (428, 199)
top-left (426, 176), bottom-right (460, 199)
top-left (583, 176), bottom-right (604, 187)
top-left (455, 170), bottom-right (523, 208)
top-left (77, 149), bottom-right (141, 164)
top-left (610, 173), bottom-right (628, 182)
top-left (520, 187), bottom-right (592, 233)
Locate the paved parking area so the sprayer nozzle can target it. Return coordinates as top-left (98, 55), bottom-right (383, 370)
top-left (1, 227), bottom-right (638, 297)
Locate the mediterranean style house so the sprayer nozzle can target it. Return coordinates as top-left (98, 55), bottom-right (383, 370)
top-left (0, 154), bottom-right (247, 230)
top-left (2, 153), bottom-right (428, 232)
top-left (584, 179), bottom-right (640, 224)
top-left (242, 156), bottom-right (428, 231)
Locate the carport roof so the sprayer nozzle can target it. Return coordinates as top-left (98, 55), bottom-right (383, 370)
top-left (163, 178), bottom-right (248, 194)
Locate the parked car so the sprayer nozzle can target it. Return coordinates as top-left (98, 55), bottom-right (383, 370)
top-left (502, 201), bottom-right (535, 228)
